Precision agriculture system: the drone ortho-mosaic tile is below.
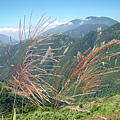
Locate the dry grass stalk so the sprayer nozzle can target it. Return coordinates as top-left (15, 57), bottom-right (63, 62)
top-left (56, 39), bottom-right (120, 104)
top-left (13, 108), bottom-right (16, 120)
top-left (0, 12), bottom-right (61, 105)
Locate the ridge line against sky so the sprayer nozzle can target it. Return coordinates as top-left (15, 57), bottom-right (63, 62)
top-left (0, 0), bottom-right (120, 39)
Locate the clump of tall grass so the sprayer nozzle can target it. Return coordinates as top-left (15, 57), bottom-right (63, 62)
top-left (0, 12), bottom-right (63, 120)
top-left (1, 12), bottom-right (120, 119)
top-left (53, 39), bottom-right (120, 108)
top-left (0, 12), bottom-right (58, 105)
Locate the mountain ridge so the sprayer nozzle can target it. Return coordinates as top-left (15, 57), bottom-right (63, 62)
top-left (63, 23), bottom-right (109, 38)
top-left (0, 34), bottom-right (18, 44)
top-left (43, 16), bottom-right (118, 35)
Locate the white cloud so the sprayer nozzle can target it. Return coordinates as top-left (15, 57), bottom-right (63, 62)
top-left (97, 27), bottom-right (102, 32)
top-left (49, 21), bottom-right (62, 28)
top-left (0, 27), bottom-right (19, 32)
top-left (79, 21), bottom-right (84, 25)
top-left (67, 22), bottom-right (73, 25)
top-left (0, 20), bottom-right (70, 39)
top-left (0, 27), bottom-right (29, 40)
top-left (44, 20), bottom-right (69, 30)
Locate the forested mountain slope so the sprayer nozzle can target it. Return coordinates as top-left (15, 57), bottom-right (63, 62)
top-left (0, 23), bottom-right (120, 117)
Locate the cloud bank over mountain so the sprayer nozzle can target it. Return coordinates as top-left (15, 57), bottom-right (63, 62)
top-left (0, 21), bottom-right (65, 40)
top-left (0, 27), bottom-right (19, 40)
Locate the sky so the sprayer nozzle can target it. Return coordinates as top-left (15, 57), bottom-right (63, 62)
top-left (0, 0), bottom-right (120, 39)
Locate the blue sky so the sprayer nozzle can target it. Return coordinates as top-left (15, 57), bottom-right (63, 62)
top-left (0, 0), bottom-right (120, 27)
top-left (0, 0), bottom-right (120, 39)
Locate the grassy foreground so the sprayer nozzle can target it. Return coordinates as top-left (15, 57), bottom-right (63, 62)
top-left (1, 94), bottom-right (120, 120)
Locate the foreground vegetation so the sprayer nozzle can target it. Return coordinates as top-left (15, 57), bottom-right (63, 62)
top-left (1, 94), bottom-right (120, 120)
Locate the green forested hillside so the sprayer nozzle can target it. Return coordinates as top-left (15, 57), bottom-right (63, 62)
top-left (95, 23), bottom-right (120, 45)
top-left (1, 23), bottom-right (120, 97)
top-left (0, 23), bottom-right (120, 119)
top-left (63, 24), bottom-right (108, 38)
top-left (61, 23), bottom-right (120, 97)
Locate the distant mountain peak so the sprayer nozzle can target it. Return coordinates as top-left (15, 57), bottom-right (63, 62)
top-left (86, 16), bottom-right (116, 20)
top-left (86, 16), bottom-right (98, 19)
top-left (43, 16), bottom-right (119, 35)
top-left (0, 34), bottom-right (17, 44)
